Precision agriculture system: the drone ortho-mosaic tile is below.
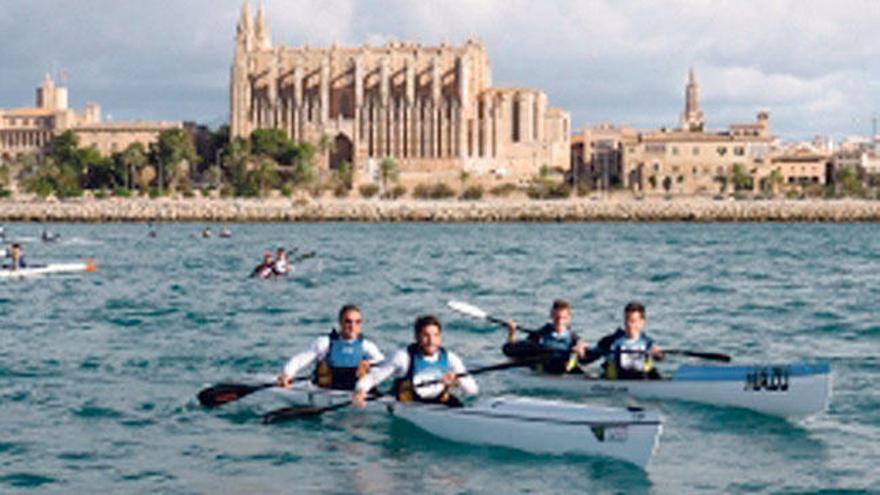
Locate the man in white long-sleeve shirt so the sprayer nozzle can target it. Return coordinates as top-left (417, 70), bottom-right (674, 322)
top-left (353, 315), bottom-right (478, 408)
top-left (277, 304), bottom-right (385, 391)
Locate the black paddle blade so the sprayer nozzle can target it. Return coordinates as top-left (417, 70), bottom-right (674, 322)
top-left (685, 351), bottom-right (732, 362)
top-left (263, 406), bottom-right (333, 425)
top-left (197, 383), bottom-right (272, 408)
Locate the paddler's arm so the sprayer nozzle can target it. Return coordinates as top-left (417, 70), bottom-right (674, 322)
top-left (446, 352), bottom-right (479, 395)
top-left (277, 336), bottom-right (328, 387)
top-left (353, 350), bottom-right (409, 407)
top-left (649, 343), bottom-right (665, 361)
top-left (506, 320), bottom-right (517, 343)
top-left (580, 333), bottom-right (614, 365)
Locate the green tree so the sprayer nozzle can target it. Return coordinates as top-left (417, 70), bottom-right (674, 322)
top-left (334, 161), bottom-right (353, 190)
top-left (251, 128), bottom-right (291, 162)
top-left (714, 174), bottom-right (729, 194)
top-left (459, 170), bottom-right (470, 192)
top-left (154, 128), bottom-right (198, 193)
top-left (836, 165), bottom-right (865, 197)
top-left (252, 156), bottom-right (280, 196)
top-left (119, 142), bottom-right (147, 192)
top-left (732, 164), bottom-right (753, 191)
top-left (379, 157), bottom-right (399, 193)
top-left (49, 131), bottom-right (80, 170)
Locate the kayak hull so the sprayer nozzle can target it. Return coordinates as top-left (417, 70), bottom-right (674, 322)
top-left (388, 396), bottom-right (662, 468)
top-left (512, 362), bottom-right (832, 419)
top-left (0, 263), bottom-right (92, 279)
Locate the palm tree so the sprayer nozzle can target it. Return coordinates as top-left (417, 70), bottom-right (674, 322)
top-left (120, 143), bottom-right (147, 192)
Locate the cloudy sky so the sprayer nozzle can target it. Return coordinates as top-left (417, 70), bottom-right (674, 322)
top-left (2, 0), bottom-right (878, 141)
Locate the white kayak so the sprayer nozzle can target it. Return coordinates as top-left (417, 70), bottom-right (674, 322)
top-left (388, 396), bottom-right (662, 468)
top-left (259, 377), bottom-right (662, 468)
top-left (0, 261), bottom-right (97, 279)
top-left (512, 362), bottom-right (832, 419)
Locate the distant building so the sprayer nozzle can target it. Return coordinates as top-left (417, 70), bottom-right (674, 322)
top-left (229, 1), bottom-right (570, 186)
top-left (624, 70), bottom-right (777, 195)
top-left (0, 74), bottom-right (181, 163)
top-left (571, 123), bottom-right (637, 191)
top-left (572, 69), bottom-right (779, 196)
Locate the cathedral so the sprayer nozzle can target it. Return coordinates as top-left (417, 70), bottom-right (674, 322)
top-left (229, 2), bottom-right (570, 185)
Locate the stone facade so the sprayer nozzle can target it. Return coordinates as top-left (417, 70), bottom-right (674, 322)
top-left (0, 74), bottom-right (181, 163)
top-left (229, 2), bottom-right (570, 186)
top-left (574, 70), bottom-right (778, 196)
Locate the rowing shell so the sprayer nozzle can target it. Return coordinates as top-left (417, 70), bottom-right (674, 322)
top-left (511, 362), bottom-right (832, 419)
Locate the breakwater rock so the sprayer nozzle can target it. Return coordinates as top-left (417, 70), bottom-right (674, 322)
top-left (2, 198), bottom-right (880, 222)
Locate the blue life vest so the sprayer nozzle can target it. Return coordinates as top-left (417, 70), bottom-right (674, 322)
top-left (313, 330), bottom-right (366, 390)
top-left (394, 344), bottom-right (454, 403)
top-left (603, 329), bottom-right (656, 379)
top-left (531, 324), bottom-right (578, 374)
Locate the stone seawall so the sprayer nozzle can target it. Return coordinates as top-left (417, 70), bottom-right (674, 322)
top-left (2, 198), bottom-right (880, 222)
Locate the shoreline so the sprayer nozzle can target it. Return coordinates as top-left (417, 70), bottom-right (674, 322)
top-left (2, 197), bottom-right (880, 223)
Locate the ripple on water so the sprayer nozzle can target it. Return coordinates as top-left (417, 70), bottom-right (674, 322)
top-left (0, 473), bottom-right (58, 488)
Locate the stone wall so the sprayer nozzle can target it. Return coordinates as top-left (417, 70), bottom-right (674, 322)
top-left (2, 198), bottom-right (880, 222)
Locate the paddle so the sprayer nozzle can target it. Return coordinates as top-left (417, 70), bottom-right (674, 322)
top-left (642, 348), bottom-right (731, 363)
top-left (197, 376), bottom-right (309, 408)
top-left (447, 300), bottom-right (542, 335)
top-left (261, 356), bottom-right (550, 424)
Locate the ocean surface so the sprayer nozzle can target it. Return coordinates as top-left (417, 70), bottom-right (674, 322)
top-left (0, 223), bottom-right (878, 494)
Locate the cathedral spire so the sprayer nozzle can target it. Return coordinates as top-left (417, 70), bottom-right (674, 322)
top-left (681, 67), bottom-right (704, 132)
top-left (255, 0), bottom-right (272, 50)
top-left (236, 1), bottom-right (254, 51)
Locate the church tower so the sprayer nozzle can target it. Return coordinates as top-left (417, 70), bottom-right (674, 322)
top-left (680, 68), bottom-right (704, 132)
top-left (254, 1), bottom-right (272, 50)
top-left (230, 1), bottom-right (254, 138)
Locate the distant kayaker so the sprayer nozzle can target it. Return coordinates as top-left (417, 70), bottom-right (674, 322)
top-left (41, 229), bottom-right (59, 242)
top-left (583, 301), bottom-right (664, 380)
top-left (251, 251), bottom-right (275, 279)
top-left (277, 304), bottom-right (384, 391)
top-left (219, 227), bottom-right (232, 238)
top-left (201, 227), bottom-right (212, 238)
top-left (503, 299), bottom-right (587, 374)
top-left (6, 243), bottom-right (26, 270)
top-left (272, 248), bottom-right (290, 275)
top-left (353, 314), bottom-right (478, 408)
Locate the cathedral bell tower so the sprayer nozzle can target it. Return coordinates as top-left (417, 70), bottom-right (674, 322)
top-left (680, 68), bottom-right (704, 132)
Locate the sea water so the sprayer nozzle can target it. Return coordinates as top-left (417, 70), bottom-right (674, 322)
top-left (0, 223), bottom-right (877, 494)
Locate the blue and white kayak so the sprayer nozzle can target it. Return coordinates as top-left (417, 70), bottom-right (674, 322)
top-left (512, 363), bottom-right (832, 419)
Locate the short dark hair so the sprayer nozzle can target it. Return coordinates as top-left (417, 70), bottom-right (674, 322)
top-left (624, 301), bottom-right (646, 318)
top-left (11, 243), bottom-right (20, 249)
top-left (338, 304), bottom-right (361, 322)
top-left (414, 314), bottom-right (442, 337)
top-left (551, 299), bottom-right (571, 313)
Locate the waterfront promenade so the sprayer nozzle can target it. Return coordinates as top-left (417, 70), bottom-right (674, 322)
top-left (2, 197), bottom-right (880, 222)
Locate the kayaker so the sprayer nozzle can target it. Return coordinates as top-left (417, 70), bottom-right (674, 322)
top-left (219, 227), bottom-right (232, 238)
top-left (353, 314), bottom-right (478, 408)
top-left (503, 299), bottom-right (587, 374)
top-left (7, 243), bottom-right (26, 270)
top-left (277, 304), bottom-right (385, 391)
top-left (251, 251), bottom-right (275, 279)
top-left (583, 301), bottom-right (664, 380)
top-left (201, 227), bottom-right (212, 238)
top-left (272, 248), bottom-right (290, 275)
